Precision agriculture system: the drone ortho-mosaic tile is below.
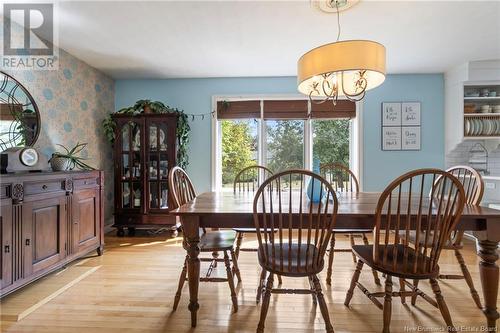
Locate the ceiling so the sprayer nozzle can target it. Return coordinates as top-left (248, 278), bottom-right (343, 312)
top-left (47, 1), bottom-right (500, 78)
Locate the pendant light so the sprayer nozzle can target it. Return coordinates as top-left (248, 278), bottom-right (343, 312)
top-left (298, 0), bottom-right (386, 104)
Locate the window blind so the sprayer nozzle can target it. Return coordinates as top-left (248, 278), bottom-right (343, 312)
top-left (263, 100), bottom-right (308, 120)
top-left (310, 100), bottom-right (356, 119)
top-left (216, 100), bottom-right (260, 119)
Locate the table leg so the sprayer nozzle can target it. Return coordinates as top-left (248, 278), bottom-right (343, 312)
top-left (181, 216), bottom-right (201, 327)
top-left (477, 239), bottom-right (499, 330)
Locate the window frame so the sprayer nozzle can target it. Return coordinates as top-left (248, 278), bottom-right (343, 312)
top-left (211, 95), bottom-right (363, 191)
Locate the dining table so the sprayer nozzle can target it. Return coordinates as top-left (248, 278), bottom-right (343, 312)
top-left (171, 191), bottom-right (500, 330)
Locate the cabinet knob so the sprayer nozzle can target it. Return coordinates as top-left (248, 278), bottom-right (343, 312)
top-left (4, 245), bottom-right (10, 253)
top-left (42, 185), bottom-right (47, 190)
top-left (25, 239), bottom-right (30, 246)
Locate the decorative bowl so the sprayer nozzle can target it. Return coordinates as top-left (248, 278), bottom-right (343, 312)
top-left (50, 156), bottom-right (71, 171)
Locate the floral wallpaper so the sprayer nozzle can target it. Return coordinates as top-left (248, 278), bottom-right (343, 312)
top-left (4, 49), bottom-right (115, 224)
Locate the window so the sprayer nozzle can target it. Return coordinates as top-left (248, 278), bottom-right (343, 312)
top-left (221, 119), bottom-right (258, 190)
top-left (266, 119), bottom-right (304, 172)
top-left (214, 98), bottom-right (359, 191)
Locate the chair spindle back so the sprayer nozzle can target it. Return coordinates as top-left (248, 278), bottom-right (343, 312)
top-left (443, 166), bottom-right (483, 205)
top-left (169, 166), bottom-right (197, 209)
top-left (253, 170), bottom-right (338, 274)
top-left (319, 163), bottom-right (359, 193)
top-left (373, 169), bottom-right (466, 275)
top-left (234, 165), bottom-right (273, 193)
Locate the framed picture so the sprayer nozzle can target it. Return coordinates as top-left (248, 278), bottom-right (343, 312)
top-left (382, 127), bottom-right (401, 150)
top-left (402, 102), bottom-right (421, 126)
top-left (382, 102), bottom-right (401, 126)
top-left (401, 126), bottom-right (421, 150)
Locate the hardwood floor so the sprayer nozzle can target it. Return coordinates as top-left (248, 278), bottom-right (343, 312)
top-left (1, 231), bottom-right (496, 333)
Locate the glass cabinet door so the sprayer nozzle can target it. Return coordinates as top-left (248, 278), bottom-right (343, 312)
top-left (146, 120), bottom-right (170, 210)
top-left (119, 121), bottom-right (142, 210)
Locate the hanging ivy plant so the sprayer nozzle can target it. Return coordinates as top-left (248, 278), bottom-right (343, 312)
top-left (102, 99), bottom-right (190, 168)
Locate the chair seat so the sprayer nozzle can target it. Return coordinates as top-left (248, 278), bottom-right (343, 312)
top-left (258, 243), bottom-right (323, 277)
top-left (352, 244), bottom-right (439, 279)
top-left (200, 230), bottom-right (236, 252)
top-left (232, 228), bottom-right (278, 233)
top-left (333, 228), bottom-right (373, 234)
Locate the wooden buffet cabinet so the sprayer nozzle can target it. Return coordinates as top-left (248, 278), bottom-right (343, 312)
top-left (0, 170), bottom-right (104, 297)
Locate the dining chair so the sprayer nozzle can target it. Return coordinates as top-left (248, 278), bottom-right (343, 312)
top-left (232, 165), bottom-right (282, 302)
top-left (253, 170), bottom-right (338, 333)
top-left (409, 165), bottom-right (484, 309)
top-left (344, 169), bottom-right (466, 333)
top-left (169, 166), bottom-right (241, 312)
top-left (320, 162), bottom-right (380, 286)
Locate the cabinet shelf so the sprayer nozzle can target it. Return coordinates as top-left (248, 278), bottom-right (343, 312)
top-left (464, 113), bottom-right (500, 117)
top-left (464, 96), bottom-right (500, 101)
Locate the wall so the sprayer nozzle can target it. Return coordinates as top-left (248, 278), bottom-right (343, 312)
top-left (115, 74), bottom-right (445, 192)
top-left (4, 49), bottom-right (115, 222)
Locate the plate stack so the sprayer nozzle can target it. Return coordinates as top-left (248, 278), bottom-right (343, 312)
top-left (464, 118), bottom-right (500, 136)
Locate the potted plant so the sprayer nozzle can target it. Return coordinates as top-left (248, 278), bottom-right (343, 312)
top-left (49, 142), bottom-right (95, 171)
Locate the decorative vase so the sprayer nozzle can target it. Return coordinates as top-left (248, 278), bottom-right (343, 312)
top-left (307, 158), bottom-right (323, 202)
top-left (50, 156), bottom-right (71, 171)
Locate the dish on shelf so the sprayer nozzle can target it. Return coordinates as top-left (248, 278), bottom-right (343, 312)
top-left (465, 91), bottom-right (480, 97)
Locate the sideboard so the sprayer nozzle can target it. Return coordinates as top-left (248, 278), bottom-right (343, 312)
top-left (0, 170), bottom-right (104, 297)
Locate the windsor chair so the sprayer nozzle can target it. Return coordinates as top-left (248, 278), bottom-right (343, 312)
top-left (232, 165), bottom-right (282, 302)
top-left (409, 165), bottom-right (484, 309)
top-left (253, 170), bottom-right (338, 333)
top-left (169, 166), bottom-right (240, 313)
top-left (320, 162), bottom-right (380, 286)
top-left (344, 169), bottom-right (466, 333)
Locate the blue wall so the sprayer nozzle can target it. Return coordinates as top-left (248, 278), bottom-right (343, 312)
top-left (115, 74), bottom-right (444, 192)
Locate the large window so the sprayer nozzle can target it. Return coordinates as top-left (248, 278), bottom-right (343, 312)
top-left (214, 98), bottom-right (358, 191)
top-left (266, 120), bottom-right (304, 172)
top-left (221, 119), bottom-right (258, 189)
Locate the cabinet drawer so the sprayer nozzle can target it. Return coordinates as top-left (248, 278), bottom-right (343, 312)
top-left (74, 177), bottom-right (98, 189)
top-left (24, 180), bottom-right (65, 196)
top-left (0, 183), bottom-right (10, 199)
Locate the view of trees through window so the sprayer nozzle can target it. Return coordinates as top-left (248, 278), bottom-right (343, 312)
top-left (220, 116), bottom-right (350, 189)
top-left (221, 119), bottom-right (257, 188)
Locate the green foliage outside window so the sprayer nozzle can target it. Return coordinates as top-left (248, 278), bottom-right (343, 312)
top-left (221, 120), bottom-right (256, 185)
top-left (312, 119), bottom-right (350, 167)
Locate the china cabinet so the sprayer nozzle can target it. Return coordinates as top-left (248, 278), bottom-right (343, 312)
top-left (111, 113), bottom-right (179, 236)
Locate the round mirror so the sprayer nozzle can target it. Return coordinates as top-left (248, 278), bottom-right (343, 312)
top-left (0, 71), bottom-right (40, 151)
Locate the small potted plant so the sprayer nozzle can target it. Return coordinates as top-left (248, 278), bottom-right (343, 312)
top-left (49, 142), bottom-right (95, 171)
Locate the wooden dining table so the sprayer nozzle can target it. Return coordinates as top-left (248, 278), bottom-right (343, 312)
top-left (171, 191), bottom-right (500, 330)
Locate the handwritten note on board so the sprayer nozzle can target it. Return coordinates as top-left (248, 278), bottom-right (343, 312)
top-left (402, 102), bottom-right (421, 126)
top-left (382, 103), bottom-right (401, 126)
top-left (382, 127), bottom-right (402, 150)
top-left (402, 126), bottom-right (421, 150)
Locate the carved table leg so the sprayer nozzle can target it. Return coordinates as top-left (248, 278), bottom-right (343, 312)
top-left (477, 239), bottom-right (499, 330)
top-left (181, 216), bottom-right (201, 327)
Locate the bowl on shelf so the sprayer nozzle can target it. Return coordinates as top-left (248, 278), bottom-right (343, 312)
top-left (489, 91), bottom-right (497, 97)
top-left (492, 105), bottom-right (500, 113)
top-left (481, 89), bottom-right (490, 97)
top-left (480, 105), bottom-right (491, 113)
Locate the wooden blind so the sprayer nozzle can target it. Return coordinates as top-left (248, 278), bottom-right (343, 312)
top-left (263, 100), bottom-right (308, 120)
top-left (216, 99), bottom-right (356, 120)
top-left (217, 100), bottom-right (260, 119)
top-left (0, 103), bottom-right (22, 121)
top-left (310, 100), bottom-right (356, 119)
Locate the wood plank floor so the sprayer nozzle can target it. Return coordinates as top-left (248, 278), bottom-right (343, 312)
top-left (1, 231), bottom-right (497, 333)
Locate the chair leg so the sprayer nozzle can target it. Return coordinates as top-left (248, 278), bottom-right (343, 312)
top-left (344, 259), bottom-right (364, 306)
top-left (277, 274), bottom-right (283, 285)
top-left (399, 278), bottom-right (406, 305)
top-left (257, 272), bottom-right (274, 333)
top-left (454, 249), bottom-right (482, 309)
top-left (312, 275), bottom-right (334, 333)
top-left (230, 249), bottom-right (242, 283)
top-left (326, 234), bottom-right (335, 285)
top-left (383, 275), bottom-right (393, 333)
top-left (212, 251), bottom-right (219, 267)
top-left (430, 278), bottom-right (454, 331)
top-left (173, 256), bottom-right (188, 311)
top-left (349, 234), bottom-right (357, 263)
top-left (256, 269), bottom-right (266, 304)
top-left (362, 233), bottom-right (381, 286)
top-left (223, 251), bottom-right (238, 312)
top-left (235, 232), bottom-right (243, 259)
top-left (308, 276), bottom-right (317, 305)
top-left (411, 279), bottom-right (419, 305)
